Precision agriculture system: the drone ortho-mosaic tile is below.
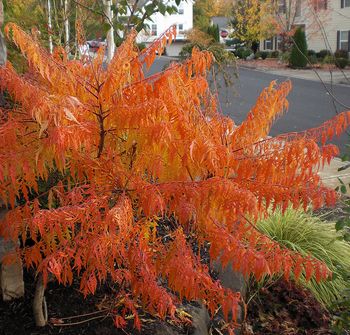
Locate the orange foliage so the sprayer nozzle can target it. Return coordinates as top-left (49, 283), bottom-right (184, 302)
top-left (0, 23), bottom-right (348, 332)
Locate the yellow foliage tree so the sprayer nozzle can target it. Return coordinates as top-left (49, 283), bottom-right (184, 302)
top-left (232, 0), bottom-right (330, 49)
top-left (194, 0), bottom-right (231, 29)
top-left (232, 0), bottom-right (276, 44)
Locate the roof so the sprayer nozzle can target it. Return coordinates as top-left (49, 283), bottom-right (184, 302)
top-left (210, 16), bottom-right (230, 29)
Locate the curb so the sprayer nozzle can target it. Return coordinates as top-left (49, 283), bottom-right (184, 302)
top-left (238, 66), bottom-right (350, 86)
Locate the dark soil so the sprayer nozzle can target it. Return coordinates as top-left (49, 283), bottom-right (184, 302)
top-left (0, 270), bottom-right (188, 335)
top-left (242, 279), bottom-right (333, 335)
top-left (314, 198), bottom-right (350, 223)
top-left (0, 272), bottom-right (335, 335)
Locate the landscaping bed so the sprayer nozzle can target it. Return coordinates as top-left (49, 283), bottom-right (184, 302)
top-left (242, 279), bottom-right (333, 335)
top-left (237, 58), bottom-right (350, 72)
top-left (1, 205), bottom-right (350, 335)
top-left (0, 270), bottom-right (338, 335)
top-left (0, 269), bottom-right (190, 335)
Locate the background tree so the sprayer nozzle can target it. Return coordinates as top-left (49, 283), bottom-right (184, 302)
top-left (194, 0), bottom-right (230, 30)
top-left (47, 0), bottom-right (53, 53)
top-left (207, 23), bottom-right (220, 43)
top-left (62, 0), bottom-right (70, 53)
top-left (102, 0), bottom-right (114, 62)
top-left (3, 0), bottom-right (186, 63)
top-left (232, 0), bottom-right (330, 51)
top-left (231, 0), bottom-right (275, 47)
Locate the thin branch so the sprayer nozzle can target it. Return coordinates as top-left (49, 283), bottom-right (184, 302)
top-left (59, 308), bottom-right (110, 320)
top-left (71, 0), bottom-right (113, 27)
top-left (52, 314), bottom-right (108, 326)
top-left (96, 103), bottom-right (106, 158)
top-left (275, 10), bottom-right (350, 110)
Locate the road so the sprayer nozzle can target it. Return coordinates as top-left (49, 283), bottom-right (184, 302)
top-left (147, 57), bottom-right (350, 155)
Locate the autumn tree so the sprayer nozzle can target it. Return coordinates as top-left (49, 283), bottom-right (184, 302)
top-left (232, 0), bottom-right (329, 50)
top-left (3, 0), bottom-right (186, 63)
top-left (194, 0), bottom-right (230, 30)
top-left (1, 23), bottom-right (350, 333)
top-left (231, 0), bottom-right (275, 45)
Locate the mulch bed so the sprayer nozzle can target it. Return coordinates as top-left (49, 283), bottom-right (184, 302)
top-left (237, 58), bottom-right (349, 72)
top-left (237, 59), bottom-right (287, 70)
top-left (0, 270), bottom-right (189, 335)
top-left (0, 270), bottom-right (336, 335)
top-left (242, 279), bottom-right (333, 335)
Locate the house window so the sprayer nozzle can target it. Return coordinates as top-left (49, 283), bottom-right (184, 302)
top-left (178, 7), bottom-right (184, 14)
top-left (264, 38), bottom-right (273, 50)
top-left (338, 30), bottom-right (349, 50)
top-left (151, 24), bottom-right (157, 36)
top-left (276, 36), bottom-right (283, 50)
top-left (178, 24), bottom-right (184, 33)
top-left (341, 0), bottom-right (350, 7)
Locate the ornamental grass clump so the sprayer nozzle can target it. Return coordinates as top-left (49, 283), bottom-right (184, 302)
top-left (257, 207), bottom-right (350, 307)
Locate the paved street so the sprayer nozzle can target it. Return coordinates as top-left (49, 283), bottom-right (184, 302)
top-left (148, 57), bottom-right (350, 155)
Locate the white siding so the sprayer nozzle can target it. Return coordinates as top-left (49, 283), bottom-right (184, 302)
top-left (137, 0), bottom-right (193, 44)
top-left (306, 0), bottom-right (350, 52)
top-left (259, 0), bottom-right (350, 52)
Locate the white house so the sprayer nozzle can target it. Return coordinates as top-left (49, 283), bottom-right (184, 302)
top-left (137, 0), bottom-right (194, 56)
top-left (260, 0), bottom-right (350, 53)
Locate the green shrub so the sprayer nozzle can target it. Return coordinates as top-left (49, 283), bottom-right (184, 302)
top-left (309, 54), bottom-right (318, 64)
top-left (256, 207), bottom-right (350, 308)
top-left (207, 24), bottom-right (220, 43)
top-left (254, 51), bottom-right (261, 59)
top-left (180, 42), bottom-right (235, 64)
top-left (242, 48), bottom-right (253, 59)
top-left (225, 38), bottom-right (241, 47)
top-left (317, 49), bottom-right (331, 60)
top-left (335, 58), bottom-right (348, 69)
top-left (323, 54), bottom-right (335, 64)
top-left (332, 287), bottom-right (350, 334)
top-left (289, 27), bottom-right (308, 68)
top-left (335, 49), bottom-right (349, 60)
top-left (234, 47), bottom-right (244, 58)
top-left (137, 42), bottom-right (146, 51)
top-left (280, 51), bottom-right (290, 63)
top-left (260, 51), bottom-right (269, 60)
top-left (307, 50), bottom-right (318, 64)
top-left (235, 47), bottom-right (252, 59)
top-left (271, 50), bottom-right (279, 58)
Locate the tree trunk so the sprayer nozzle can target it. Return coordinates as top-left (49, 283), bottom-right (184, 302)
top-left (0, 204), bottom-right (24, 301)
top-left (0, 0), bottom-right (6, 67)
top-left (0, 0), bottom-right (6, 107)
top-left (63, 0), bottom-right (70, 54)
top-left (103, 0), bottom-right (115, 63)
top-left (33, 273), bottom-right (47, 327)
top-left (47, 0), bottom-right (53, 54)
